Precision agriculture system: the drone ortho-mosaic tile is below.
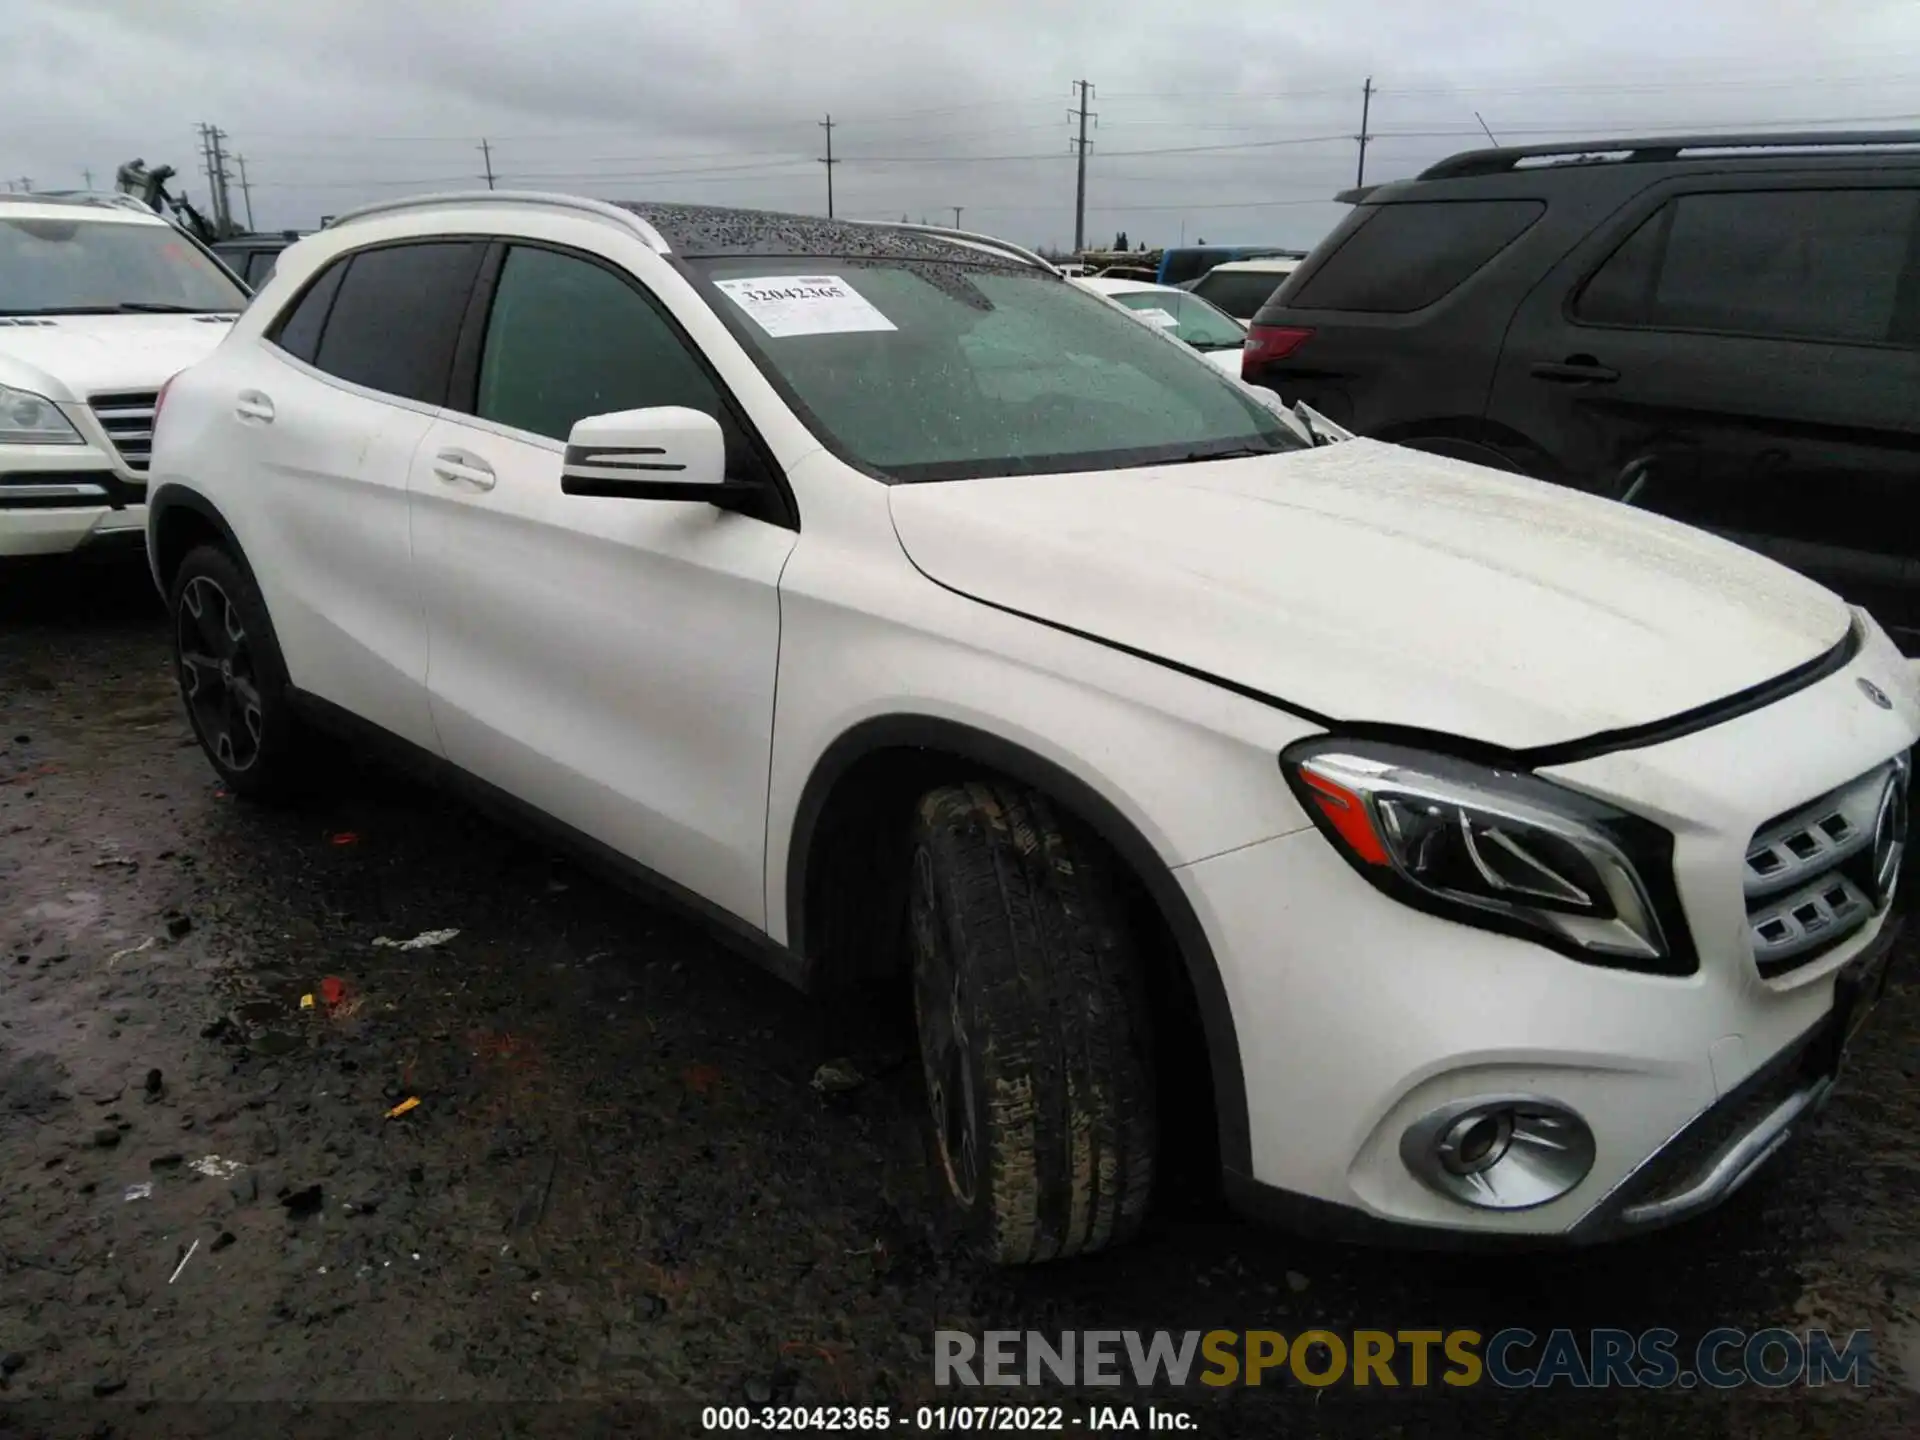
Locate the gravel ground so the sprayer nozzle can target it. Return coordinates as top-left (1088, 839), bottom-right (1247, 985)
top-left (2, 555), bottom-right (1919, 1440)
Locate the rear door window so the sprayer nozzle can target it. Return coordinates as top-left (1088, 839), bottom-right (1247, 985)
top-left (310, 241), bottom-right (486, 406)
top-left (1575, 188), bottom-right (1920, 346)
top-left (1284, 199), bottom-right (1545, 313)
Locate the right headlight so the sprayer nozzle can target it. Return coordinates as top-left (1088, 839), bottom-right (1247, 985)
top-left (1281, 737), bottom-right (1695, 976)
top-left (0, 384), bottom-right (83, 445)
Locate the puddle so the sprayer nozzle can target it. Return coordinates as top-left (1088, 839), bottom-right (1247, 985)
top-left (232, 999), bottom-right (285, 1026)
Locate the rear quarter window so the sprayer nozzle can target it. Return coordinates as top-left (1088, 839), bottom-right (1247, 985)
top-left (309, 241), bottom-right (486, 407)
top-left (1283, 199), bottom-right (1545, 313)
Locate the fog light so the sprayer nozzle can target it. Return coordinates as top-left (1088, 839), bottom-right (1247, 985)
top-left (1400, 1096), bottom-right (1595, 1210)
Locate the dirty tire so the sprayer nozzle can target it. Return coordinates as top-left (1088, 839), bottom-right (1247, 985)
top-left (909, 782), bottom-right (1156, 1264)
top-left (168, 542), bottom-right (315, 802)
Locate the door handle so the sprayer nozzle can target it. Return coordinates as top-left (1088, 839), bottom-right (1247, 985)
top-left (432, 448), bottom-right (496, 491)
top-left (234, 390), bottom-right (275, 423)
top-left (1530, 357), bottom-right (1620, 385)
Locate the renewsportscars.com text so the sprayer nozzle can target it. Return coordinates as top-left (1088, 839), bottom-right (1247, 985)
top-left (934, 1327), bottom-right (1873, 1390)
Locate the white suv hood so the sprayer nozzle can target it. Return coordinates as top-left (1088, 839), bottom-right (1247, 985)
top-left (0, 314), bottom-right (234, 400)
top-left (887, 438), bottom-right (1853, 751)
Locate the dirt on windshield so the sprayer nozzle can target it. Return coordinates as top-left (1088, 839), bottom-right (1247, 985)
top-left (2, 556), bottom-right (1918, 1439)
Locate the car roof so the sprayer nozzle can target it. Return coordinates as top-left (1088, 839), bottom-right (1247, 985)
top-left (1078, 276), bottom-right (1173, 296)
top-left (0, 193), bottom-right (172, 226)
top-left (1206, 257), bottom-right (1302, 274)
top-left (328, 193), bottom-right (1058, 273)
top-left (1339, 128), bottom-right (1920, 204)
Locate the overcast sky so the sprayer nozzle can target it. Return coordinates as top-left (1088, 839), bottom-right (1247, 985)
top-left (5, 0), bottom-right (1918, 251)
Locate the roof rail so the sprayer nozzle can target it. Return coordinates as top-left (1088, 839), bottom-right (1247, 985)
top-left (327, 190), bottom-right (672, 253)
top-left (857, 220), bottom-right (1060, 274)
top-left (1419, 129), bottom-right (1920, 181)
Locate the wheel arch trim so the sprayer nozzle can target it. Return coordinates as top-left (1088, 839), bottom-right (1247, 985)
top-left (784, 712), bottom-right (1254, 1177)
top-left (146, 482), bottom-right (248, 595)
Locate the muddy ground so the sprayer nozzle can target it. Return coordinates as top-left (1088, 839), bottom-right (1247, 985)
top-left (2, 556), bottom-right (1918, 1440)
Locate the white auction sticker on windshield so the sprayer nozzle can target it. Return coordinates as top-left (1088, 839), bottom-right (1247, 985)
top-left (1131, 307), bottom-right (1181, 329)
top-left (713, 275), bottom-right (897, 337)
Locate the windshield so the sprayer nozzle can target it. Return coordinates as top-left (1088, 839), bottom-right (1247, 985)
top-left (1110, 289), bottom-right (1247, 350)
top-left (0, 217), bottom-right (247, 315)
top-left (1192, 266), bottom-right (1296, 321)
top-left (691, 258), bottom-right (1302, 482)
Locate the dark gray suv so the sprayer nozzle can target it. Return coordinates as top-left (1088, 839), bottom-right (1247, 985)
top-left (1245, 131), bottom-right (1920, 651)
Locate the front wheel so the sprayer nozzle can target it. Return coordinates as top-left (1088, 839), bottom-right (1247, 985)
top-left (169, 543), bottom-right (317, 801)
top-left (908, 782), bottom-right (1156, 1264)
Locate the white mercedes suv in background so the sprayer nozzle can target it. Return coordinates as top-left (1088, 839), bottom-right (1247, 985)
top-left (0, 193), bottom-right (245, 558)
top-left (144, 192), bottom-right (1917, 1263)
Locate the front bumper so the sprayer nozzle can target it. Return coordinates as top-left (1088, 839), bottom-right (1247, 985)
top-left (1185, 624), bottom-right (1919, 1242)
top-left (1222, 910), bottom-right (1901, 1247)
top-left (1, 447), bottom-right (148, 557)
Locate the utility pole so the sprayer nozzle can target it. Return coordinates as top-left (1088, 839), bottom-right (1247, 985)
top-left (818, 114), bottom-right (838, 219)
top-left (1069, 80), bottom-right (1096, 253)
top-left (1355, 77), bottom-right (1374, 187)
top-left (198, 123), bottom-right (216, 215)
top-left (213, 128), bottom-right (233, 230)
top-left (951, 205), bottom-right (964, 228)
top-left (82, 167), bottom-right (93, 190)
top-left (199, 123), bottom-right (234, 233)
top-left (478, 138), bottom-right (496, 190)
top-left (234, 154), bottom-right (256, 230)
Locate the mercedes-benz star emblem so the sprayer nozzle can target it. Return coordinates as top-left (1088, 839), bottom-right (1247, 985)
top-left (1859, 678), bottom-right (1893, 710)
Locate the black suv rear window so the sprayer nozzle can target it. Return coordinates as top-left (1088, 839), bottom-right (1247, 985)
top-left (1284, 199), bottom-right (1544, 313)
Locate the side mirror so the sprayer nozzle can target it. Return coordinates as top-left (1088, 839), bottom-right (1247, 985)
top-left (560, 406), bottom-right (752, 502)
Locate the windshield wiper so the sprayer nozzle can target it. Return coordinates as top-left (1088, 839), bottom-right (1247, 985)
top-left (116, 302), bottom-right (231, 314)
top-left (1158, 444), bottom-right (1288, 465)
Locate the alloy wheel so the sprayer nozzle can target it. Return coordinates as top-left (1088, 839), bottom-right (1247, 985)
top-left (177, 575), bottom-right (264, 773)
top-left (911, 845), bottom-right (981, 1207)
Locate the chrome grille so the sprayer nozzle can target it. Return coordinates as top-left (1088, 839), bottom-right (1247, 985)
top-left (1745, 755), bottom-right (1908, 978)
top-left (88, 391), bottom-right (159, 473)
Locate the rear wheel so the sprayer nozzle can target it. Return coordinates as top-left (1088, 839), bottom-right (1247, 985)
top-left (908, 781), bottom-right (1156, 1263)
top-left (169, 544), bottom-right (316, 801)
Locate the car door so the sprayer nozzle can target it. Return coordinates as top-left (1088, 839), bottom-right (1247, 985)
top-left (408, 241), bottom-right (797, 927)
top-left (238, 239), bottom-right (486, 751)
top-left (1487, 180), bottom-right (1920, 647)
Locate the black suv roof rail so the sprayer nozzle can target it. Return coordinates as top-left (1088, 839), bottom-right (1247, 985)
top-left (1417, 129), bottom-right (1920, 181)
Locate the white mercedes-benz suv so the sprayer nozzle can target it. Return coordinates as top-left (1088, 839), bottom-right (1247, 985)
top-left (0, 193), bottom-right (246, 558)
top-left (145, 192), bottom-right (1917, 1263)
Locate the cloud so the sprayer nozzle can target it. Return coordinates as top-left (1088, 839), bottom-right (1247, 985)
top-left (4, 0), bottom-right (1916, 248)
